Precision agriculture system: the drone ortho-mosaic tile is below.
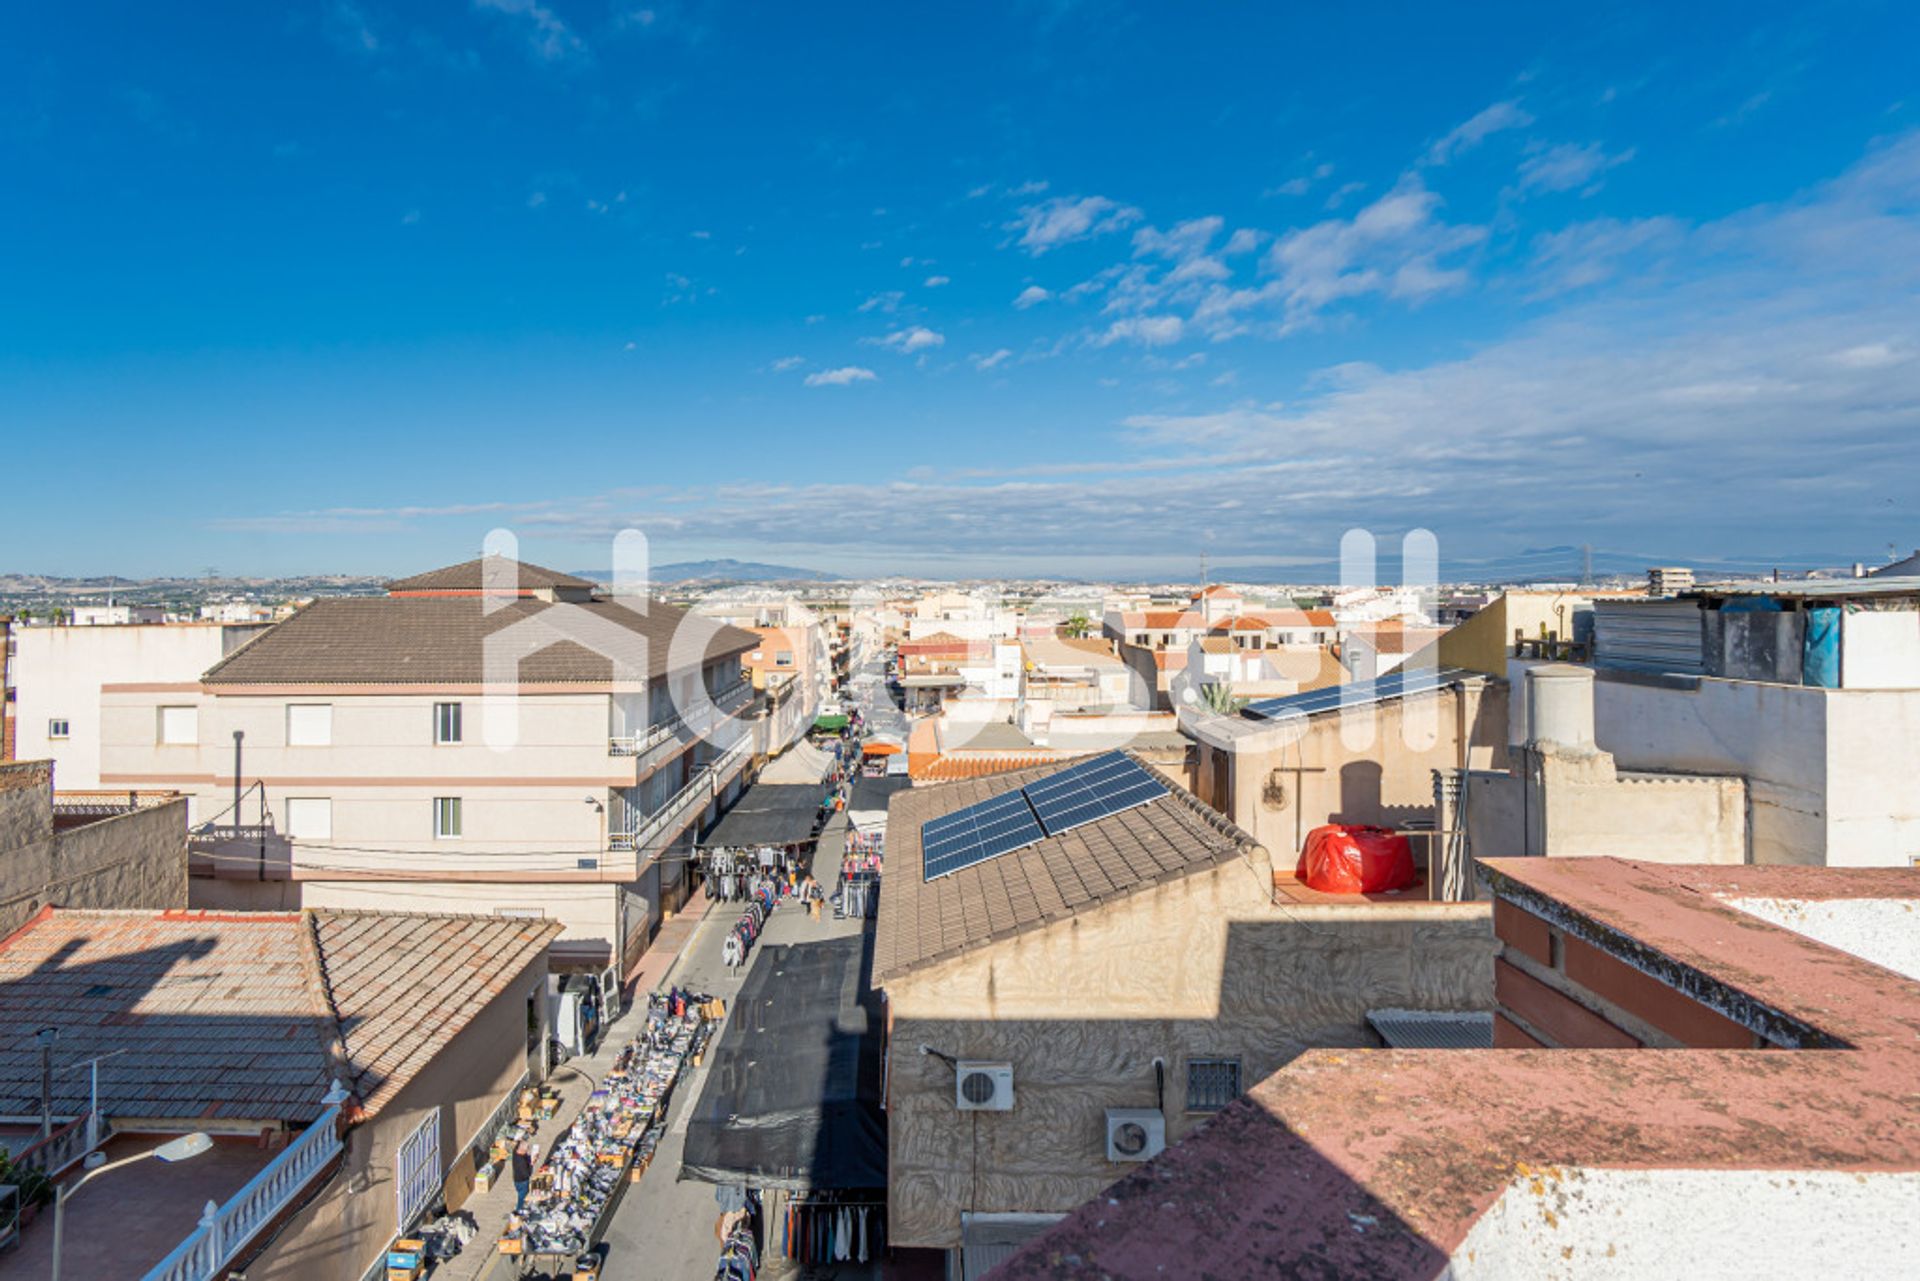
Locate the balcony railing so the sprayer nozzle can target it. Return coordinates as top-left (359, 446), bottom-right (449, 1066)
top-left (608, 714), bottom-right (684, 763)
top-left (609, 740), bottom-right (751, 856)
top-left (142, 1104), bottom-right (344, 1281)
top-left (7, 1111), bottom-right (110, 1181)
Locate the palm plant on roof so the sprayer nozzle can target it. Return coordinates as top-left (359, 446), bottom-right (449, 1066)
top-left (1198, 681), bottom-right (1248, 715)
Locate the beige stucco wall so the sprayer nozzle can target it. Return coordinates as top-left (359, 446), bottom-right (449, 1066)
top-left (0, 763), bottom-right (188, 936)
top-left (1463, 748), bottom-right (1746, 863)
top-left (244, 951), bottom-right (549, 1280)
top-left (882, 861), bottom-right (1495, 1248)
top-left (1193, 682), bottom-right (1509, 866)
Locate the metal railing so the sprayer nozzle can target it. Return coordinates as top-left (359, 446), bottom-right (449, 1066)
top-left (141, 1105), bottom-right (344, 1281)
top-left (614, 740), bottom-right (751, 855)
top-left (6, 1111), bottom-right (109, 1181)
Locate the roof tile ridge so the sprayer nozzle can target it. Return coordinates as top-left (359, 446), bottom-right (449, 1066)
top-left (297, 910), bottom-right (361, 1111)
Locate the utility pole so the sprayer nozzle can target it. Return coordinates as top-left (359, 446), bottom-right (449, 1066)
top-left (38, 1026), bottom-right (57, 1140)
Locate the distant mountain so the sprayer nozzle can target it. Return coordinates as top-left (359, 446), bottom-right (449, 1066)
top-left (575, 559), bottom-right (842, 585)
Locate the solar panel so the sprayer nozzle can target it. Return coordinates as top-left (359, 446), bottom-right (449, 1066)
top-left (921, 788), bottom-right (1047, 880)
top-left (1241, 666), bottom-right (1475, 721)
top-left (1023, 751), bottom-right (1168, 838)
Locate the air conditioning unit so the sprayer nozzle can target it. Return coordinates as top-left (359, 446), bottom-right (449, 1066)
top-left (954, 1061), bottom-right (1014, 1112)
top-left (1105, 1108), bottom-right (1165, 1162)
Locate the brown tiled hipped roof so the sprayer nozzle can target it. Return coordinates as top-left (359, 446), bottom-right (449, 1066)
top-left (201, 595), bottom-right (760, 685)
top-left (873, 757), bottom-right (1259, 982)
top-left (0, 907), bottom-right (561, 1124)
top-left (387, 555), bottom-right (598, 594)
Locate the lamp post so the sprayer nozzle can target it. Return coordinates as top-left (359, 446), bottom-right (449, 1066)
top-left (51, 1132), bottom-right (211, 1281)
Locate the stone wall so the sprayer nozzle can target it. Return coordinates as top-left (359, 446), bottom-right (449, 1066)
top-left (883, 861), bottom-right (1495, 1247)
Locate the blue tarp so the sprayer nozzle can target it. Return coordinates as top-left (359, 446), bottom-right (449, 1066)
top-left (1803, 607), bottom-right (1841, 688)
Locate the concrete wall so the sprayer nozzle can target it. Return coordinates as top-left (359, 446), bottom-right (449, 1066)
top-left (1462, 749), bottom-right (1746, 864)
top-left (0, 762), bottom-right (188, 937)
top-left (244, 952), bottom-right (550, 1280)
top-left (1841, 610), bottom-right (1920, 688)
top-left (1195, 681), bottom-right (1508, 865)
top-left (11, 623), bottom-right (260, 789)
top-left (883, 861), bottom-right (1494, 1248)
top-left (1586, 671), bottom-right (1920, 867)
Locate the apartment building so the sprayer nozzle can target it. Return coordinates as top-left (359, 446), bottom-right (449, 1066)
top-left (1104, 588), bottom-right (1337, 709)
top-left (95, 556), bottom-right (760, 981)
top-left (8, 618), bottom-right (272, 788)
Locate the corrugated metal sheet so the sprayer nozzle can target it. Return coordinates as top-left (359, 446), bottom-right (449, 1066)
top-left (1593, 599), bottom-right (1705, 674)
top-left (1367, 1009), bottom-right (1494, 1049)
top-left (964, 1214), bottom-right (1067, 1281)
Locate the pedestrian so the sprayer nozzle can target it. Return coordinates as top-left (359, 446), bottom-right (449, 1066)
top-left (512, 1139), bottom-right (534, 1211)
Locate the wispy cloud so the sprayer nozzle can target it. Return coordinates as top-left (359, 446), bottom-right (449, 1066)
top-left (857, 290), bottom-right (905, 314)
top-left (1010, 194), bottom-right (1143, 254)
top-left (1094, 315), bottom-right (1185, 347)
top-left (869, 326), bottom-right (945, 354)
top-left (473, 0), bottom-right (586, 63)
top-left (924, 274), bottom-right (950, 287)
top-left (1013, 285), bottom-right (1051, 309)
top-left (1517, 142), bottom-right (1636, 195)
top-left (1424, 99), bottom-right (1534, 165)
top-left (770, 355), bottom-right (805, 372)
top-left (972, 348), bottom-right (1014, 370)
top-left (803, 366), bottom-right (878, 387)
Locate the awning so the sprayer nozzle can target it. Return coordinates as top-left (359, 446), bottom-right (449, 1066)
top-left (700, 784), bottom-right (824, 848)
top-left (813, 713), bottom-right (850, 731)
top-left (861, 741), bottom-right (903, 757)
top-left (681, 935), bottom-right (887, 1191)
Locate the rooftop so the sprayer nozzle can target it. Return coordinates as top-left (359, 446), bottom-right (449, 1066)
top-left (386, 554), bottom-right (598, 595)
top-left (200, 593), bottom-right (760, 686)
top-left (996, 857), bottom-right (1920, 1279)
top-left (0, 906), bottom-right (562, 1123)
top-left (874, 756), bottom-right (1258, 982)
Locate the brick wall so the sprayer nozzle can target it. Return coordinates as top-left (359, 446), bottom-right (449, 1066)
top-left (1492, 896), bottom-right (1759, 1049)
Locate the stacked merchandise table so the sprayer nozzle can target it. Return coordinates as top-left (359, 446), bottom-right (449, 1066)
top-left (500, 989), bottom-right (720, 1276)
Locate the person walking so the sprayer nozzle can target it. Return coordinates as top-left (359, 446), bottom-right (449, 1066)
top-left (512, 1139), bottom-right (534, 1211)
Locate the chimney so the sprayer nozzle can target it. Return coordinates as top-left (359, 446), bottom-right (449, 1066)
top-left (1525, 663), bottom-right (1596, 754)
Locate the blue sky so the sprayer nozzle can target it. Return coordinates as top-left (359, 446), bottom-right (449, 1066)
top-left (4, 2), bottom-right (1918, 580)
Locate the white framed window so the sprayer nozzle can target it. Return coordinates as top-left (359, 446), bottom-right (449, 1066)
top-left (47, 718), bottom-right (70, 740)
top-left (286, 703), bottom-right (333, 746)
top-left (433, 796), bottom-right (463, 839)
top-left (433, 701), bottom-right (463, 745)
top-left (285, 797), bottom-right (332, 841)
top-left (157, 705), bottom-right (198, 746)
top-left (776, 651), bottom-right (794, 667)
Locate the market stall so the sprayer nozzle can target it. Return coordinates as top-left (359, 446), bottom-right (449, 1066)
top-left (499, 988), bottom-right (720, 1275)
top-left (682, 936), bottom-right (888, 1261)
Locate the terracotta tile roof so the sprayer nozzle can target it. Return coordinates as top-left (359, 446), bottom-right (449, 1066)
top-left (1191, 584), bottom-right (1242, 599)
top-left (910, 753), bottom-right (1060, 782)
top-left (996, 857), bottom-right (1920, 1279)
top-left (387, 555), bottom-right (598, 594)
top-left (0, 907), bottom-right (561, 1124)
top-left (201, 595), bottom-right (760, 685)
top-left (873, 757), bottom-right (1258, 982)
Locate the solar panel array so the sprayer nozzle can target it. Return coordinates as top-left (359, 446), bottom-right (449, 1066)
top-left (921, 751), bottom-right (1170, 881)
top-left (1240, 665), bottom-right (1476, 722)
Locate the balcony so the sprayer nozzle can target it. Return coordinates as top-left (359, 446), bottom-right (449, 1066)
top-left (607, 741), bottom-right (751, 857)
top-left (142, 1102), bottom-right (344, 1281)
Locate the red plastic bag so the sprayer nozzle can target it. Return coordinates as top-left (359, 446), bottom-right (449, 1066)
top-left (1295, 824), bottom-right (1416, 894)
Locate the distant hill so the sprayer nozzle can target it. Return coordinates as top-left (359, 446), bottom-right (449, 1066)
top-left (574, 559), bottom-right (842, 585)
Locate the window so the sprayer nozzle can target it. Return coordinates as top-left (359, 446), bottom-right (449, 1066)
top-left (157, 705), bottom-right (198, 746)
top-left (286, 703), bottom-right (332, 746)
top-left (48, 718), bottom-right (71, 740)
top-left (1185, 1058), bottom-right (1241, 1113)
top-left (433, 796), bottom-right (463, 839)
top-left (285, 797), bottom-right (332, 841)
top-left (433, 701), bottom-right (463, 745)
top-left (776, 650), bottom-right (794, 667)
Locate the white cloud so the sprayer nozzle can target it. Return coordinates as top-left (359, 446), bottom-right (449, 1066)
top-left (1517, 142), bottom-right (1636, 195)
top-left (803, 366), bottom-right (877, 387)
top-left (1527, 216), bottom-right (1685, 296)
top-left (1094, 315), bottom-right (1185, 347)
top-left (1223, 228), bottom-right (1266, 255)
top-left (924, 275), bottom-right (951, 287)
top-left (1009, 179), bottom-right (1050, 196)
top-left (1424, 100), bottom-right (1535, 165)
top-left (472, 0), bottom-right (587, 62)
top-left (1010, 194), bottom-right (1143, 254)
top-left (1267, 176), bottom-right (1312, 197)
top-left (972, 349), bottom-right (1014, 370)
top-left (526, 191), bottom-right (547, 208)
top-left (858, 291), bottom-right (905, 314)
top-left (1013, 285), bottom-right (1051, 309)
top-left (1133, 216), bottom-right (1224, 260)
top-left (872, 326), bottom-right (945, 354)
top-left (770, 355), bottom-right (805, 372)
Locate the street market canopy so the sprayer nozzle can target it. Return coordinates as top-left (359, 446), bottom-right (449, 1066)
top-left (700, 784), bottom-right (824, 848)
top-left (681, 935), bottom-right (887, 1191)
top-left (813, 713), bottom-right (851, 731)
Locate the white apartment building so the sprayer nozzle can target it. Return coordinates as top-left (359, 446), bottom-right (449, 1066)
top-left (96, 557), bottom-right (759, 980)
top-left (9, 619), bottom-right (273, 788)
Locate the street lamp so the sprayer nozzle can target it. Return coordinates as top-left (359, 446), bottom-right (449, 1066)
top-left (51, 1132), bottom-right (211, 1281)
